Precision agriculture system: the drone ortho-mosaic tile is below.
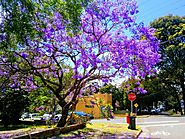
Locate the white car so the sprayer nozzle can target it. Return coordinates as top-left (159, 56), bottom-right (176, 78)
top-left (54, 114), bottom-right (62, 121)
top-left (151, 108), bottom-right (160, 114)
top-left (21, 113), bottom-right (40, 120)
top-left (41, 113), bottom-right (52, 121)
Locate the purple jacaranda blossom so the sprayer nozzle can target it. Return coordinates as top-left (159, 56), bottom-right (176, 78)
top-left (134, 81), bottom-right (141, 88)
top-left (133, 88), bottom-right (138, 92)
top-left (102, 78), bottom-right (109, 83)
top-left (0, 0), bottom-right (160, 126)
top-left (20, 7), bottom-right (26, 12)
top-left (36, 106), bottom-right (45, 111)
top-left (142, 89), bottom-right (147, 94)
top-left (135, 81), bottom-right (140, 86)
top-left (125, 84), bottom-right (130, 88)
top-left (21, 53), bottom-right (29, 58)
top-left (9, 83), bottom-right (16, 88)
top-left (0, 34), bottom-right (6, 41)
top-left (2, 88), bottom-right (6, 93)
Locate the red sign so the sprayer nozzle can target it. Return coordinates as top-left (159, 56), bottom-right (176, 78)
top-left (128, 93), bottom-right (136, 101)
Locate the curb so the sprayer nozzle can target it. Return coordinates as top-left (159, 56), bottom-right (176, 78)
top-left (115, 115), bottom-right (151, 118)
top-left (137, 115), bottom-right (150, 118)
top-left (135, 129), bottom-right (143, 139)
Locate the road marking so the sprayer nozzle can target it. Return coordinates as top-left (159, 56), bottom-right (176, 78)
top-left (151, 131), bottom-right (170, 136)
top-left (137, 120), bottom-right (179, 125)
top-left (140, 122), bottom-right (185, 127)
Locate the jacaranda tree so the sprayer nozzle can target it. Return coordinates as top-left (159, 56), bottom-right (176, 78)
top-left (0, 0), bottom-right (160, 127)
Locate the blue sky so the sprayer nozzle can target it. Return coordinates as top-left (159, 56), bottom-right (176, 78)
top-left (112, 0), bottom-right (185, 86)
top-left (136, 0), bottom-right (185, 25)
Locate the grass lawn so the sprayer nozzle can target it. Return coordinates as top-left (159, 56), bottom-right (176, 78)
top-left (166, 109), bottom-right (183, 116)
top-left (0, 121), bottom-right (142, 138)
top-left (57, 122), bottom-right (141, 138)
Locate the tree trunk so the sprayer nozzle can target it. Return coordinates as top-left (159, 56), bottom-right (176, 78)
top-left (182, 94), bottom-right (185, 115)
top-left (112, 99), bottom-right (116, 111)
top-left (2, 115), bottom-right (9, 128)
top-left (181, 76), bottom-right (185, 114)
top-left (57, 107), bottom-right (69, 127)
top-left (175, 93), bottom-right (183, 115)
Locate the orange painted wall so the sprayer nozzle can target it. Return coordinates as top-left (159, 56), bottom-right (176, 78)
top-left (75, 93), bottom-right (112, 118)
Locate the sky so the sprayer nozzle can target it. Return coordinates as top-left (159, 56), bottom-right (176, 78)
top-left (136, 0), bottom-right (185, 25)
top-left (112, 0), bottom-right (185, 86)
top-left (0, 0), bottom-right (184, 87)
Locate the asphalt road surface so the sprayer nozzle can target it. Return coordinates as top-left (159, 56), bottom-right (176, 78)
top-left (137, 115), bottom-right (185, 139)
top-left (90, 115), bottom-right (185, 139)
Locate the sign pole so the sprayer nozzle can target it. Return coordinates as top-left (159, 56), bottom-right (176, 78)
top-left (131, 100), bottom-right (133, 116)
top-left (128, 93), bottom-right (136, 116)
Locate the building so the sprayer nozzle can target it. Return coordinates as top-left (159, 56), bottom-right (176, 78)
top-left (75, 93), bottom-right (112, 118)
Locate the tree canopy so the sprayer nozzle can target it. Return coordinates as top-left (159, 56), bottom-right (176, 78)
top-left (150, 15), bottom-right (185, 114)
top-left (0, 0), bottom-right (160, 126)
top-left (0, 0), bottom-right (89, 49)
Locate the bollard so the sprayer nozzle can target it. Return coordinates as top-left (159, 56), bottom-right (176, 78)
top-left (126, 116), bottom-right (130, 124)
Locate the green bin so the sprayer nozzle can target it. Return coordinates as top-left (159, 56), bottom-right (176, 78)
top-left (128, 116), bottom-right (136, 130)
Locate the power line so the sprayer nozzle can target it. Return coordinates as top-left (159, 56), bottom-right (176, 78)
top-left (140, 0), bottom-right (182, 19)
top-left (137, 4), bottom-right (185, 24)
top-left (136, 0), bottom-right (185, 23)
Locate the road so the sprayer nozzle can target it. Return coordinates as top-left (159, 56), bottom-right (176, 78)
top-left (137, 115), bottom-right (185, 139)
top-left (90, 115), bottom-right (185, 139)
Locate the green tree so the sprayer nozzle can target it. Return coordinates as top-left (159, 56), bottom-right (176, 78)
top-left (0, 88), bottom-right (29, 127)
top-left (0, 0), bottom-right (38, 49)
top-left (0, 0), bottom-right (89, 49)
top-left (99, 84), bottom-right (126, 111)
top-left (150, 15), bottom-right (185, 114)
top-left (141, 75), bottom-right (166, 110)
top-left (120, 78), bottom-right (151, 113)
top-left (142, 74), bottom-right (183, 114)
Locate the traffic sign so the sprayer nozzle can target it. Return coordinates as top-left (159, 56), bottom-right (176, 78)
top-left (134, 103), bottom-right (138, 108)
top-left (128, 93), bottom-right (136, 101)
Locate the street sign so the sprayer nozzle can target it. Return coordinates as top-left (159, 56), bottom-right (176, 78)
top-left (128, 93), bottom-right (136, 101)
top-left (134, 103), bottom-right (138, 108)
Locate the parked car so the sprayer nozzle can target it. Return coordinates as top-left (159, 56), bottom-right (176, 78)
top-left (41, 113), bottom-right (52, 121)
top-left (150, 108), bottom-right (161, 114)
top-left (54, 114), bottom-right (62, 121)
top-left (21, 112), bottom-right (30, 119)
top-left (73, 111), bottom-right (94, 119)
top-left (137, 109), bottom-right (150, 115)
top-left (21, 113), bottom-right (41, 120)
